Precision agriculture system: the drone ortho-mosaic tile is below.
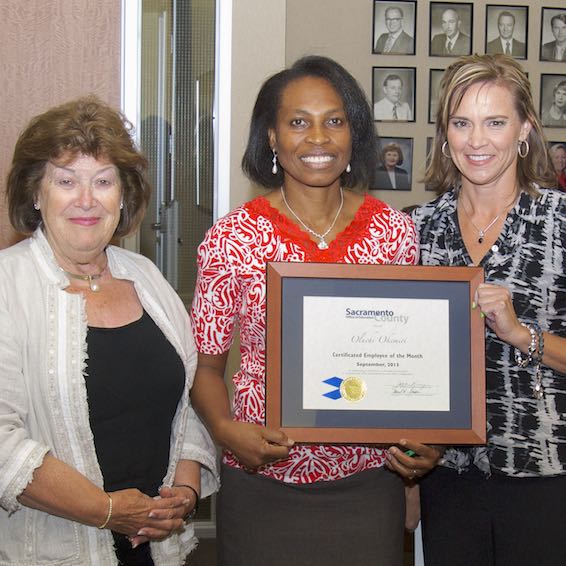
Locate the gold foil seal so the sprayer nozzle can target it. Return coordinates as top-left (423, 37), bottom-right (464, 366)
top-left (340, 376), bottom-right (366, 402)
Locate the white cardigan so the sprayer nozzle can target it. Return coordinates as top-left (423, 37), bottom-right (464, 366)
top-left (0, 229), bottom-right (219, 565)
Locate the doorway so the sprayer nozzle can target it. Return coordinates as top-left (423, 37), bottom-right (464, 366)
top-left (137, 0), bottom-right (216, 305)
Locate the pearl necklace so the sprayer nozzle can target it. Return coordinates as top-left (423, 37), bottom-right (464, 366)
top-left (280, 186), bottom-right (344, 250)
top-left (459, 194), bottom-right (517, 244)
top-left (60, 267), bottom-right (105, 292)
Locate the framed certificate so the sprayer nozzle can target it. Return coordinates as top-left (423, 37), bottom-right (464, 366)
top-left (265, 263), bottom-right (486, 444)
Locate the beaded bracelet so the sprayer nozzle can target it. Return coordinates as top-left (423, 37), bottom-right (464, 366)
top-left (515, 322), bottom-right (546, 399)
top-left (515, 323), bottom-right (537, 368)
top-left (98, 493), bottom-right (113, 529)
top-left (533, 362), bottom-right (544, 400)
top-left (533, 323), bottom-right (545, 362)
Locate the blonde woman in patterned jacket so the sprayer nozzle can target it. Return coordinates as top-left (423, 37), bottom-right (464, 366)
top-left (0, 97), bottom-right (218, 565)
top-left (413, 54), bottom-right (566, 566)
top-left (190, 55), bottom-right (442, 566)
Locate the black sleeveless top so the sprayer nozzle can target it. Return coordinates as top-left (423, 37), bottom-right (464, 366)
top-left (85, 311), bottom-right (185, 496)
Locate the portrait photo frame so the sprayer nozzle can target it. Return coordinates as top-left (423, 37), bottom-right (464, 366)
top-left (540, 7), bottom-right (566, 63)
top-left (424, 137), bottom-right (436, 192)
top-left (540, 74), bottom-right (566, 128)
top-left (372, 1), bottom-right (417, 55)
top-left (429, 2), bottom-right (473, 57)
top-left (372, 66), bottom-right (416, 122)
top-left (370, 136), bottom-right (414, 191)
top-left (265, 262), bottom-right (486, 445)
top-left (428, 69), bottom-right (445, 124)
top-left (485, 5), bottom-right (528, 60)
top-left (548, 140), bottom-right (566, 191)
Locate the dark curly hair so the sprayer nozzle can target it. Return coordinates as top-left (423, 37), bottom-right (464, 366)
top-left (7, 95), bottom-right (151, 236)
top-left (242, 55), bottom-right (378, 189)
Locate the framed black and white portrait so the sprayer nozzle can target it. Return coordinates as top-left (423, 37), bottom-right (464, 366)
top-left (372, 1), bottom-right (417, 55)
top-left (372, 67), bottom-right (416, 122)
top-left (548, 140), bottom-right (566, 190)
top-left (429, 69), bottom-right (445, 124)
top-left (370, 136), bottom-right (414, 191)
top-left (485, 5), bottom-right (528, 59)
top-left (425, 137), bottom-right (436, 192)
top-left (429, 2), bottom-right (473, 57)
top-left (540, 74), bottom-right (566, 128)
top-left (540, 8), bottom-right (566, 62)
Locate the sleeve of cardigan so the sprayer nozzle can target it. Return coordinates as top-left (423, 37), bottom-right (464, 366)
top-left (0, 282), bottom-right (49, 513)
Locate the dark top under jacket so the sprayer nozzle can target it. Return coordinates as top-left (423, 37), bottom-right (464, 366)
top-left (85, 310), bottom-right (185, 496)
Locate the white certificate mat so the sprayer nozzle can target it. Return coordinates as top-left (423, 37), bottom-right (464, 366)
top-left (302, 296), bottom-right (449, 411)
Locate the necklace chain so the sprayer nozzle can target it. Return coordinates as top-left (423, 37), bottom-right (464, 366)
top-left (459, 193), bottom-right (517, 244)
top-left (280, 186), bottom-right (344, 250)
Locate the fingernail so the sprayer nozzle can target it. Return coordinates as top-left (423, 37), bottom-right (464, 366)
top-left (399, 439), bottom-right (407, 446)
top-left (183, 498), bottom-right (191, 505)
top-left (131, 541), bottom-right (139, 549)
top-left (137, 530), bottom-right (146, 536)
top-left (480, 312), bottom-right (485, 318)
top-left (148, 512), bottom-right (156, 518)
top-left (472, 302), bottom-right (477, 309)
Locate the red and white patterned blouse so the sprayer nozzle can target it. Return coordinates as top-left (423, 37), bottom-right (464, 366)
top-left (191, 193), bottom-right (419, 484)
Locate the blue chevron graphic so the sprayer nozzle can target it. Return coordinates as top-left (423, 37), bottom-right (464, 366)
top-left (322, 376), bottom-right (343, 400)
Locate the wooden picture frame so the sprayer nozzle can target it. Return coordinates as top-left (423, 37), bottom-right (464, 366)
top-left (265, 262), bottom-right (486, 444)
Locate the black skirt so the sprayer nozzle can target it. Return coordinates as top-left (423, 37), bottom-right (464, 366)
top-left (217, 463), bottom-right (405, 566)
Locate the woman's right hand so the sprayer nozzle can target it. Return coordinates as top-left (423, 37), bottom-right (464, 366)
top-left (215, 419), bottom-right (294, 469)
top-left (108, 488), bottom-right (187, 539)
top-left (190, 352), bottom-right (293, 468)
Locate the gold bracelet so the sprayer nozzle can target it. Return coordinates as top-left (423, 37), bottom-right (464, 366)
top-left (97, 493), bottom-right (113, 529)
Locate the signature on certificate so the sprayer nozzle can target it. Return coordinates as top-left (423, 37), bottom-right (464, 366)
top-left (389, 381), bottom-right (435, 397)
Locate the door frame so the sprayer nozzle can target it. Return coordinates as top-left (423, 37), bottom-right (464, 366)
top-left (120, 0), bottom-right (232, 249)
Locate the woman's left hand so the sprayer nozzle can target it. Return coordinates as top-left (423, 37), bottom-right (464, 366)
top-left (475, 283), bottom-right (525, 347)
top-left (385, 439), bottom-right (444, 481)
top-left (476, 282), bottom-right (566, 374)
top-left (128, 486), bottom-right (193, 547)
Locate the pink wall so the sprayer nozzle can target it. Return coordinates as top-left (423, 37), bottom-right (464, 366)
top-left (0, 0), bottom-right (121, 248)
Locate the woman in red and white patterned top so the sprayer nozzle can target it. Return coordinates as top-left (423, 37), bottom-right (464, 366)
top-left (190, 56), bottom-right (441, 566)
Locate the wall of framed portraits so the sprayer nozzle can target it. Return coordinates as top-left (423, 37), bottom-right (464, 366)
top-left (286, 0), bottom-right (566, 211)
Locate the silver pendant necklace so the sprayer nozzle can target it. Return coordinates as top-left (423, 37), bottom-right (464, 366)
top-left (280, 186), bottom-right (344, 250)
top-left (459, 194), bottom-right (517, 244)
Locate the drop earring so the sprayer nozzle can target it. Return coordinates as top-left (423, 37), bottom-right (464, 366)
top-left (345, 163), bottom-right (351, 173)
top-left (271, 150), bottom-right (278, 175)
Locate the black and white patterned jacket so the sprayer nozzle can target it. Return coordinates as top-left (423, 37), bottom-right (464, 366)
top-left (413, 188), bottom-right (566, 477)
